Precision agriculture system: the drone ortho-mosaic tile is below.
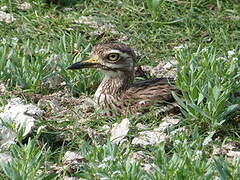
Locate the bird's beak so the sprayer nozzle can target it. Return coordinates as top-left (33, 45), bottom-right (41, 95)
top-left (67, 58), bottom-right (100, 70)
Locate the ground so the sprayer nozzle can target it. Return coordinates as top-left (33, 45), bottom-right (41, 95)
top-left (0, 0), bottom-right (240, 179)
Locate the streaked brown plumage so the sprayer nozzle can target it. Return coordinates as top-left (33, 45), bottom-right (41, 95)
top-left (68, 42), bottom-right (179, 115)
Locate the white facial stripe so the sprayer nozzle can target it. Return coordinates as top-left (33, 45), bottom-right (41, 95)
top-left (106, 50), bottom-right (130, 59)
top-left (106, 50), bottom-right (122, 54)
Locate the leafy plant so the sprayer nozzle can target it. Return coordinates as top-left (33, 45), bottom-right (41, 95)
top-left (77, 142), bottom-right (148, 179)
top-left (145, 0), bottom-right (163, 20)
top-left (0, 33), bottom-right (101, 95)
top-left (214, 158), bottom-right (240, 180)
top-left (0, 39), bottom-right (56, 92)
top-left (173, 47), bottom-right (240, 129)
top-left (0, 139), bottom-right (54, 180)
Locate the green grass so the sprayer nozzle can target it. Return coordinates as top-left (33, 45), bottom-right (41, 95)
top-left (0, 0), bottom-right (240, 179)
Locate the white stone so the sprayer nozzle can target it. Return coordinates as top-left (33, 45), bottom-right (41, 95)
top-left (62, 151), bottom-right (85, 164)
top-left (142, 163), bottom-right (155, 172)
top-left (159, 116), bottom-right (180, 131)
top-left (74, 16), bottom-right (119, 37)
top-left (63, 8), bottom-right (74, 11)
top-left (202, 131), bottom-right (215, 146)
top-left (173, 44), bottom-right (187, 51)
top-left (170, 127), bottom-right (186, 135)
top-left (38, 99), bottom-right (62, 113)
top-left (17, 2), bottom-right (32, 10)
top-left (0, 98), bottom-right (44, 140)
top-left (0, 11), bottom-right (15, 23)
top-left (227, 151), bottom-right (240, 158)
top-left (102, 125), bottom-right (110, 133)
top-left (227, 50), bottom-right (235, 57)
top-left (201, 47), bottom-right (209, 52)
top-left (0, 83), bottom-right (6, 93)
top-left (0, 152), bottom-right (12, 163)
top-left (110, 118), bottom-right (130, 144)
top-left (0, 126), bottom-right (16, 150)
top-left (136, 123), bottom-right (148, 130)
top-left (0, 6), bottom-right (7, 11)
top-left (63, 176), bottom-right (78, 180)
top-left (163, 62), bottom-right (173, 70)
top-left (132, 128), bottom-right (169, 146)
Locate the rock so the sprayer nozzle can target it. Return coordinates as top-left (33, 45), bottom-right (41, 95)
top-left (110, 118), bottom-right (130, 144)
top-left (158, 115), bottom-right (180, 131)
top-left (38, 99), bottom-right (62, 113)
top-left (170, 127), bottom-right (186, 135)
top-left (0, 83), bottom-right (6, 94)
top-left (155, 102), bottom-right (179, 115)
top-left (79, 97), bottom-right (96, 112)
top-left (224, 16), bottom-right (240, 21)
top-left (63, 176), bottom-right (79, 180)
top-left (132, 128), bottom-right (169, 146)
top-left (0, 98), bottom-right (44, 142)
top-left (84, 127), bottom-right (105, 144)
top-left (0, 6), bottom-right (7, 11)
top-left (75, 16), bottom-right (108, 26)
top-left (102, 125), bottom-right (110, 132)
top-left (140, 65), bottom-right (152, 74)
top-left (17, 2), bottom-right (32, 10)
top-left (212, 145), bottom-right (227, 156)
top-left (227, 50), bottom-right (236, 58)
top-left (173, 44), bottom-right (188, 51)
top-left (141, 163), bottom-right (156, 172)
top-left (0, 125), bottom-right (16, 150)
top-left (129, 151), bottom-right (152, 162)
top-left (62, 151), bottom-right (86, 174)
top-left (136, 123), bottom-right (148, 130)
top-left (0, 152), bottom-right (12, 163)
top-left (227, 151), bottom-right (240, 159)
top-left (63, 8), bottom-right (74, 12)
top-left (62, 151), bottom-right (85, 165)
top-left (74, 16), bottom-right (127, 40)
top-left (163, 62), bottom-right (173, 70)
top-left (42, 74), bottom-right (64, 90)
top-left (0, 11), bottom-right (15, 23)
top-left (75, 16), bottom-right (115, 36)
top-left (141, 58), bottom-right (178, 79)
top-left (131, 117), bottom-right (178, 146)
top-left (212, 141), bottom-right (240, 160)
top-left (128, 151), bottom-right (155, 172)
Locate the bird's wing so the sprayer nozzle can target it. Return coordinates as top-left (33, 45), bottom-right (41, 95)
top-left (122, 78), bottom-right (179, 109)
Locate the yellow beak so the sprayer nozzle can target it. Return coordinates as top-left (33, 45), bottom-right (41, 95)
top-left (67, 58), bottom-right (100, 70)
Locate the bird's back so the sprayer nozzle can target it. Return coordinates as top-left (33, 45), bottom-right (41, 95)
top-left (121, 78), bottom-right (179, 112)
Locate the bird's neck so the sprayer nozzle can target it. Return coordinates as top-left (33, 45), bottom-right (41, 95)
top-left (95, 71), bottom-right (134, 100)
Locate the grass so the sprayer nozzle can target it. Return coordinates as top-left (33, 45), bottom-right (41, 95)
top-left (0, 0), bottom-right (240, 179)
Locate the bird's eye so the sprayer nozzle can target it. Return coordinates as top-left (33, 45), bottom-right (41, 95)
top-left (108, 53), bottom-right (120, 61)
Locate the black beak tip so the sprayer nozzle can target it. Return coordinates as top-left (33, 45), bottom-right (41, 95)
top-left (66, 65), bottom-right (73, 70)
top-left (67, 62), bottom-right (81, 70)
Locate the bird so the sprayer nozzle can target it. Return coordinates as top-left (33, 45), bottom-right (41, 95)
top-left (67, 42), bottom-right (179, 115)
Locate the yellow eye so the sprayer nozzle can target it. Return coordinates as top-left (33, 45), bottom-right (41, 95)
top-left (108, 53), bottom-right (120, 61)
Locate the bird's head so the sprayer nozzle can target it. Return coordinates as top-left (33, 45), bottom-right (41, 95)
top-left (68, 42), bottom-right (137, 78)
